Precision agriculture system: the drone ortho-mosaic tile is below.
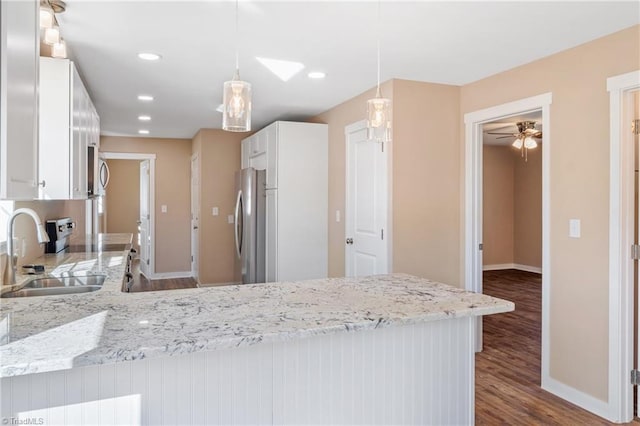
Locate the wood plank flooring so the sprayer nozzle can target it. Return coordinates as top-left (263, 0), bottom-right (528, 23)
top-left (476, 269), bottom-right (634, 425)
top-left (126, 258), bottom-right (197, 292)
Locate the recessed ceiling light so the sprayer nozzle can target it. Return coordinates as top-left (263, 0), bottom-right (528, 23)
top-left (138, 95), bottom-right (154, 101)
top-left (308, 71), bottom-right (326, 79)
top-left (138, 115), bottom-right (151, 121)
top-left (138, 129), bottom-right (150, 135)
top-left (256, 57), bottom-right (305, 82)
top-left (137, 52), bottom-right (161, 61)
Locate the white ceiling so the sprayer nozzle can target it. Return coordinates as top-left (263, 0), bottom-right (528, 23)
top-left (56, 1), bottom-right (639, 139)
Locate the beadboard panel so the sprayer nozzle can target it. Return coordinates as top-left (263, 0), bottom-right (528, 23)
top-left (0, 317), bottom-right (474, 425)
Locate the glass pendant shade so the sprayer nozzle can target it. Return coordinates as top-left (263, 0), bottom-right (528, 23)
top-left (44, 26), bottom-right (60, 45)
top-left (51, 39), bottom-right (67, 58)
top-left (512, 137), bottom-right (523, 149)
top-left (222, 73), bottom-right (251, 132)
top-left (366, 95), bottom-right (392, 142)
top-left (524, 136), bottom-right (538, 149)
top-left (39, 6), bottom-right (54, 29)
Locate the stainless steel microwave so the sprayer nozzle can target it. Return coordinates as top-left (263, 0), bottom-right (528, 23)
top-left (87, 146), bottom-right (110, 197)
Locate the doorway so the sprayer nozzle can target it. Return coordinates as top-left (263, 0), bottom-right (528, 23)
top-left (464, 92), bottom-right (551, 376)
top-left (608, 69), bottom-right (640, 422)
top-left (101, 152), bottom-right (156, 278)
top-left (344, 120), bottom-right (390, 277)
top-left (191, 154), bottom-right (200, 282)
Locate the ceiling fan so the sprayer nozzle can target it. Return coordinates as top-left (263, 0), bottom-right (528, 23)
top-left (487, 120), bottom-right (542, 161)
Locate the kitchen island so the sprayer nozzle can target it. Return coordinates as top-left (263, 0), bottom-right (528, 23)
top-left (0, 235), bottom-right (513, 425)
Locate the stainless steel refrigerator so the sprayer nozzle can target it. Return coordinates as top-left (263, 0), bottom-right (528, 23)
top-left (234, 168), bottom-right (266, 284)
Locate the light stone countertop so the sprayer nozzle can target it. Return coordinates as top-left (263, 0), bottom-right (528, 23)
top-left (0, 234), bottom-right (514, 378)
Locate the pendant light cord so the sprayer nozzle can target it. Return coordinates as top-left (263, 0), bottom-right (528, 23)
top-left (376, 0), bottom-right (381, 96)
top-left (235, 0), bottom-right (240, 73)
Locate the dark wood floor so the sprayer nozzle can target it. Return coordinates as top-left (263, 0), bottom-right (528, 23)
top-left (126, 258), bottom-right (197, 292)
top-left (476, 269), bottom-right (631, 425)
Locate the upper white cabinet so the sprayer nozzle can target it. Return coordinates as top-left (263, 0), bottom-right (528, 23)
top-left (0, 0), bottom-right (39, 200)
top-left (242, 121), bottom-right (328, 282)
top-left (39, 57), bottom-right (100, 200)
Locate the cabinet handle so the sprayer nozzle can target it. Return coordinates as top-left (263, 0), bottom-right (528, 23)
top-left (38, 180), bottom-right (46, 188)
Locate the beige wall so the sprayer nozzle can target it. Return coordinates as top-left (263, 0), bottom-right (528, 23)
top-left (191, 129), bottom-right (244, 284)
top-left (105, 159), bottom-right (141, 250)
top-left (100, 136), bottom-right (192, 273)
top-left (482, 145), bottom-right (514, 265)
top-left (514, 146), bottom-right (542, 268)
top-left (391, 79), bottom-right (460, 285)
top-left (461, 25), bottom-right (640, 402)
top-left (482, 144), bottom-right (542, 268)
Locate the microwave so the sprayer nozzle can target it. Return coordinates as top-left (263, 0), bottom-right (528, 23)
top-left (87, 145), bottom-right (110, 197)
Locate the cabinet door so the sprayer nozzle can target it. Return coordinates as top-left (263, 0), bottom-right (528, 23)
top-left (265, 123), bottom-right (278, 189)
top-left (71, 66), bottom-right (87, 199)
top-left (265, 189), bottom-right (278, 282)
top-left (241, 138), bottom-right (251, 169)
top-left (0, 0), bottom-right (39, 199)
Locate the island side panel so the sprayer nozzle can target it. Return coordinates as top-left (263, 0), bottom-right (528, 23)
top-left (0, 317), bottom-right (475, 425)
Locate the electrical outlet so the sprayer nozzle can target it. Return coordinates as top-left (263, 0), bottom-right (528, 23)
top-left (212, 207), bottom-right (219, 216)
top-left (161, 205), bottom-right (168, 213)
top-left (228, 215), bottom-right (234, 224)
top-left (335, 210), bottom-right (341, 223)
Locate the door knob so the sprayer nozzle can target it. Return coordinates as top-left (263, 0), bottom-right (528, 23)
top-left (193, 226), bottom-right (198, 230)
top-left (346, 238), bottom-right (353, 245)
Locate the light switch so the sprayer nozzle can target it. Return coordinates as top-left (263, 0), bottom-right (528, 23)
top-left (228, 215), bottom-right (234, 224)
top-left (335, 210), bottom-right (341, 223)
top-left (161, 205), bottom-right (167, 213)
top-left (569, 219), bottom-right (581, 238)
top-left (212, 207), bottom-right (219, 216)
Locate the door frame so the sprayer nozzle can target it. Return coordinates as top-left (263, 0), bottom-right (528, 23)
top-left (608, 69), bottom-right (640, 423)
top-left (101, 151), bottom-right (156, 277)
top-left (463, 92), bottom-right (552, 378)
top-left (344, 120), bottom-right (393, 276)
top-left (190, 153), bottom-right (200, 282)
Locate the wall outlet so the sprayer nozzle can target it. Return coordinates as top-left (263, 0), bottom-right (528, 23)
top-left (335, 210), bottom-right (341, 223)
top-left (569, 219), bottom-right (581, 238)
top-left (228, 215), bottom-right (234, 224)
top-left (212, 207), bottom-right (219, 216)
top-left (161, 205), bottom-right (168, 213)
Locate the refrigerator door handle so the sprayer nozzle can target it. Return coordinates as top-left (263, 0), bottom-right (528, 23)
top-left (234, 189), bottom-right (242, 259)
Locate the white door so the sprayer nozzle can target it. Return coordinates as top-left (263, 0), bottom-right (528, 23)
top-left (191, 155), bottom-right (200, 281)
top-left (345, 121), bottom-right (388, 277)
top-left (139, 160), bottom-right (151, 277)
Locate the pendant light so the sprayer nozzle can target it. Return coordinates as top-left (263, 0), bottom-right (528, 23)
top-left (366, 0), bottom-right (391, 143)
top-left (39, 3), bottom-right (54, 29)
top-left (222, 0), bottom-right (251, 132)
top-left (44, 25), bottom-right (61, 45)
top-left (51, 39), bottom-right (67, 59)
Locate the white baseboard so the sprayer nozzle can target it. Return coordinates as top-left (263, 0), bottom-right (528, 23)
top-left (198, 281), bottom-right (241, 288)
top-left (148, 271), bottom-right (193, 280)
top-left (542, 376), bottom-right (611, 421)
top-left (483, 263), bottom-right (542, 274)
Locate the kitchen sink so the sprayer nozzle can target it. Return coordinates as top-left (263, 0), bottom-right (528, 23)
top-left (1, 274), bottom-right (107, 298)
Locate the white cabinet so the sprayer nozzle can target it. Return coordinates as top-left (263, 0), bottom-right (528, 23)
top-left (0, 0), bottom-right (39, 200)
top-left (39, 57), bottom-right (100, 200)
top-left (242, 121), bottom-right (328, 282)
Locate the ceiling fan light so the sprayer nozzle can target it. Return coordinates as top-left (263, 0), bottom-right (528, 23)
top-left (524, 136), bottom-right (537, 149)
top-left (366, 95), bottom-right (392, 142)
top-left (512, 137), bottom-right (523, 149)
top-left (39, 5), bottom-right (54, 29)
top-left (44, 26), bottom-right (60, 45)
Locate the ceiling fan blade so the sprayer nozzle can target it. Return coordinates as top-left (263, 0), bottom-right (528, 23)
top-left (487, 132), bottom-right (516, 135)
top-left (533, 132), bottom-right (542, 138)
top-left (496, 135), bottom-right (514, 139)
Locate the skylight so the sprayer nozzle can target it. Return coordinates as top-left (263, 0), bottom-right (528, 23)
top-left (256, 57), bottom-right (305, 82)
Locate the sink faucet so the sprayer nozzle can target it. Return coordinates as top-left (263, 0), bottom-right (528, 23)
top-left (5, 208), bottom-right (50, 285)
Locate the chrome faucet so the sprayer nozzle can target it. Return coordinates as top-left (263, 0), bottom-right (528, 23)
top-left (5, 208), bottom-right (50, 285)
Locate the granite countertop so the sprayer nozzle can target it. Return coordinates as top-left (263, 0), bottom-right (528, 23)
top-left (0, 235), bottom-right (514, 378)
